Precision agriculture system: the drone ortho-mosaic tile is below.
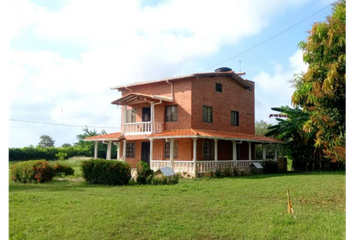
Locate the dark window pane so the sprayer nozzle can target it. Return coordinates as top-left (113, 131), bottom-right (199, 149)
top-left (166, 105), bottom-right (178, 122)
top-left (203, 105), bottom-right (213, 123)
top-left (215, 83), bottom-right (222, 92)
top-left (231, 111), bottom-right (239, 126)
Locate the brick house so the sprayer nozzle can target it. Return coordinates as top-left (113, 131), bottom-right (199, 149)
top-left (85, 67), bottom-right (284, 175)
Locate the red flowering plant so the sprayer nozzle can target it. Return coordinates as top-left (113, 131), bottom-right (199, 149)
top-left (11, 160), bottom-right (54, 183)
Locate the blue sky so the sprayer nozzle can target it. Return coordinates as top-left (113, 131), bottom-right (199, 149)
top-left (9, 0), bottom-right (335, 148)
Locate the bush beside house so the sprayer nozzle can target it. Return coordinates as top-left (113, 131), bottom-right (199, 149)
top-left (11, 160), bottom-right (55, 183)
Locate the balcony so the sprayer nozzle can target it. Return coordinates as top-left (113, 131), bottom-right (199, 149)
top-left (123, 121), bottom-right (163, 135)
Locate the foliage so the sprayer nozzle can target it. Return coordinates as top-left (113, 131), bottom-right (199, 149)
top-left (81, 160), bottom-right (131, 185)
top-left (75, 127), bottom-right (116, 159)
top-left (147, 174), bottom-right (179, 185)
top-left (61, 143), bottom-right (72, 147)
top-left (9, 146), bottom-right (91, 161)
top-left (136, 161), bottom-right (154, 184)
top-left (37, 135), bottom-right (55, 148)
top-left (52, 164), bottom-right (75, 176)
top-left (265, 106), bottom-right (325, 171)
top-left (262, 160), bottom-right (279, 174)
top-left (55, 152), bottom-right (68, 160)
top-left (291, 0), bottom-right (346, 161)
top-left (11, 160), bottom-right (54, 183)
top-left (255, 120), bottom-right (272, 136)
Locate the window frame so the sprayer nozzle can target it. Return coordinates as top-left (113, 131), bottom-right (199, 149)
top-left (203, 105), bottom-right (213, 123)
top-left (165, 105), bottom-right (178, 122)
top-left (164, 141), bottom-right (178, 159)
top-left (215, 83), bottom-right (222, 93)
top-left (202, 141), bottom-right (214, 159)
top-left (126, 142), bottom-right (135, 158)
top-left (231, 110), bottom-right (239, 126)
top-left (126, 109), bottom-right (136, 123)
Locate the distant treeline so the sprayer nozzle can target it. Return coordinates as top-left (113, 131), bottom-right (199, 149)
top-left (9, 145), bottom-right (117, 161)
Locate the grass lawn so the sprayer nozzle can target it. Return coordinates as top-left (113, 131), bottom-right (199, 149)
top-left (9, 159), bottom-right (345, 240)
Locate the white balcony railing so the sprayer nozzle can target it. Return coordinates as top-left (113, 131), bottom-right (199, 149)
top-left (124, 121), bottom-right (163, 135)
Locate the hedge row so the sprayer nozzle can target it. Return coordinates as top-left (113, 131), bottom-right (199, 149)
top-left (9, 146), bottom-right (91, 161)
top-left (81, 159), bottom-right (131, 185)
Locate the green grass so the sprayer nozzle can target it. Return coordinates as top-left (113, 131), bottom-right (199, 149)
top-left (9, 159), bottom-right (345, 240)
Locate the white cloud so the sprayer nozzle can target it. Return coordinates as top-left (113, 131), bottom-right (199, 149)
top-left (9, 0), bottom-right (312, 147)
top-left (254, 49), bottom-right (308, 123)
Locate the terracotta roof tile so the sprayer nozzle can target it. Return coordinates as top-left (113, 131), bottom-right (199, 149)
top-left (85, 132), bottom-right (122, 141)
top-left (149, 129), bottom-right (284, 144)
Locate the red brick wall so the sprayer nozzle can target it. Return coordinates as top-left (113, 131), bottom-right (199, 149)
top-left (191, 76), bottom-right (255, 134)
top-left (152, 138), bottom-right (193, 161)
top-left (120, 78), bottom-right (192, 130)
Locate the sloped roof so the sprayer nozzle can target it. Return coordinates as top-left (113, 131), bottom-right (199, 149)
top-left (85, 132), bottom-right (122, 141)
top-left (111, 71), bottom-right (253, 90)
top-left (111, 93), bottom-right (173, 105)
top-left (149, 129), bottom-right (284, 144)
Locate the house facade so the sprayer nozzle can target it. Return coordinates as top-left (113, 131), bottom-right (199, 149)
top-left (85, 68), bottom-right (284, 175)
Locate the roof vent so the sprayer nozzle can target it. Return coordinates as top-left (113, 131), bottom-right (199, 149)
top-left (215, 67), bottom-right (232, 72)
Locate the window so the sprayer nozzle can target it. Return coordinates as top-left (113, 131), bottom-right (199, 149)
top-left (126, 142), bottom-right (135, 158)
top-left (231, 111), bottom-right (239, 126)
top-left (166, 105), bottom-right (178, 122)
top-left (126, 109), bottom-right (136, 123)
top-left (203, 141), bottom-right (214, 159)
top-left (203, 105), bottom-right (213, 123)
top-left (215, 83), bottom-right (222, 93)
top-left (164, 141), bottom-right (178, 159)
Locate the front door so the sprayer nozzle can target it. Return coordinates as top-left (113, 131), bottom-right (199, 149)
top-left (141, 142), bottom-right (150, 166)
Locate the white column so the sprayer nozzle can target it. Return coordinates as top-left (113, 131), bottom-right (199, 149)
top-left (214, 139), bottom-right (218, 162)
top-left (248, 142), bottom-right (252, 162)
top-left (262, 143), bottom-right (266, 161)
top-left (106, 141), bottom-right (112, 160)
top-left (150, 102), bottom-right (155, 133)
top-left (193, 138), bottom-right (197, 174)
top-left (115, 142), bottom-right (121, 160)
top-left (122, 140), bottom-right (127, 162)
top-left (232, 141), bottom-right (237, 169)
top-left (122, 106), bottom-right (127, 134)
top-left (150, 139), bottom-right (154, 162)
top-left (274, 144), bottom-right (278, 161)
top-left (170, 139), bottom-right (174, 169)
top-left (94, 142), bottom-right (98, 159)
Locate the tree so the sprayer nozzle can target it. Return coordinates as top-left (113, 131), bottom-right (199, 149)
top-left (37, 135), bottom-right (55, 148)
top-left (266, 106), bottom-right (324, 170)
top-left (255, 120), bottom-right (272, 136)
top-left (75, 126), bottom-right (116, 159)
top-left (255, 120), bottom-right (275, 159)
top-left (61, 143), bottom-right (72, 148)
top-left (292, 0), bottom-right (346, 161)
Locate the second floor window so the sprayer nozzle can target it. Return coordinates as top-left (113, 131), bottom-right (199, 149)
top-left (231, 111), bottom-right (239, 126)
top-left (126, 142), bottom-right (135, 158)
top-left (203, 105), bottom-right (213, 123)
top-left (126, 109), bottom-right (136, 123)
top-left (166, 105), bottom-right (178, 122)
top-left (215, 83), bottom-right (222, 93)
top-left (164, 141), bottom-right (178, 159)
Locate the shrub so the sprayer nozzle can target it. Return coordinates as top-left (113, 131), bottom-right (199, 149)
top-left (81, 160), bottom-right (131, 185)
top-left (215, 168), bottom-right (224, 178)
top-left (55, 152), bottom-right (68, 160)
top-left (136, 161), bottom-right (154, 184)
top-left (232, 167), bottom-right (239, 176)
top-left (262, 160), bottom-right (279, 174)
top-left (204, 171), bottom-right (216, 178)
top-left (53, 164), bottom-right (75, 176)
top-left (11, 160), bottom-right (54, 183)
top-left (148, 174), bottom-right (179, 185)
top-left (222, 166), bottom-right (234, 177)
